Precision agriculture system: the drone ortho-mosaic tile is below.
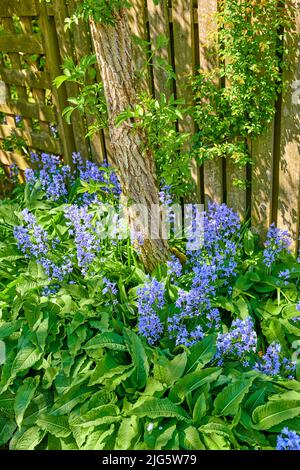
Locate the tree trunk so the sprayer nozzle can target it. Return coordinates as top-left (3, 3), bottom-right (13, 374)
top-left (89, 9), bottom-right (170, 272)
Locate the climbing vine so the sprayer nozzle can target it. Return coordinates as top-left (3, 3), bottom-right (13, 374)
top-left (192, 0), bottom-right (295, 175)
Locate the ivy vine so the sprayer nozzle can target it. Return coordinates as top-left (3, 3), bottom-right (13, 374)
top-left (192, 0), bottom-right (295, 176)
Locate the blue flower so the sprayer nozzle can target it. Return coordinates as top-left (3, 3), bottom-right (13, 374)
top-left (255, 342), bottom-right (296, 379)
top-left (216, 318), bottom-right (257, 365)
top-left (277, 428), bottom-right (300, 450)
top-left (137, 278), bottom-right (165, 345)
top-left (65, 205), bottom-right (101, 276)
top-left (263, 223), bottom-right (291, 268)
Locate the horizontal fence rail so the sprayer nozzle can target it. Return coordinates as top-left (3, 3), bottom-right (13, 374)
top-left (0, 0), bottom-right (299, 251)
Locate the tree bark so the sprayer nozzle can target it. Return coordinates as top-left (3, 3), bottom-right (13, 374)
top-left (89, 9), bottom-right (170, 272)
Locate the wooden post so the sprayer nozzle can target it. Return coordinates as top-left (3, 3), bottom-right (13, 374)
top-left (277, 0), bottom-right (300, 252)
top-left (172, 0), bottom-right (200, 202)
top-left (38, 0), bottom-right (76, 165)
top-left (198, 0), bottom-right (223, 207)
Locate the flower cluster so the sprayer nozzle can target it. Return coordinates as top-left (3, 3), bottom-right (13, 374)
top-left (9, 163), bottom-right (19, 183)
top-left (14, 209), bottom-right (73, 282)
top-left (25, 153), bottom-right (71, 201)
top-left (137, 278), bottom-right (165, 345)
top-left (102, 277), bottom-right (117, 295)
top-left (263, 223), bottom-right (291, 268)
top-left (24, 152), bottom-right (121, 204)
top-left (65, 205), bottom-right (100, 276)
top-left (216, 318), bottom-right (257, 366)
top-left (72, 152), bottom-right (121, 204)
top-left (276, 428), bottom-right (300, 450)
top-left (167, 255), bottom-right (182, 278)
top-left (167, 203), bottom-right (240, 347)
top-left (255, 342), bottom-right (296, 379)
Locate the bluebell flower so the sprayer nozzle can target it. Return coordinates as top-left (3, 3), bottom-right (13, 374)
top-left (255, 342), bottom-right (296, 379)
top-left (9, 163), bottom-right (19, 183)
top-left (102, 277), bottom-right (118, 295)
top-left (216, 318), bottom-right (257, 366)
top-left (263, 223), bottom-right (291, 268)
top-left (277, 428), bottom-right (300, 450)
top-left (14, 210), bottom-right (73, 282)
top-left (65, 205), bottom-right (101, 276)
top-left (167, 255), bottom-right (182, 278)
top-left (137, 278), bottom-right (165, 345)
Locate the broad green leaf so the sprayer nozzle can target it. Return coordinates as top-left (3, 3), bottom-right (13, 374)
top-left (51, 383), bottom-right (93, 416)
top-left (0, 416), bottom-right (17, 446)
top-left (124, 328), bottom-right (149, 389)
top-left (244, 387), bottom-right (267, 415)
top-left (9, 426), bottom-right (45, 450)
top-left (115, 416), bottom-right (139, 450)
top-left (37, 414), bottom-right (71, 438)
top-left (128, 398), bottom-right (191, 423)
top-left (155, 424), bottom-right (177, 450)
top-left (89, 353), bottom-right (131, 386)
top-left (70, 404), bottom-right (120, 428)
top-left (185, 335), bottom-right (217, 374)
top-left (83, 424), bottom-right (115, 450)
top-left (11, 344), bottom-right (42, 376)
top-left (169, 367), bottom-right (221, 404)
top-left (193, 392), bottom-right (207, 427)
top-left (0, 390), bottom-right (15, 415)
top-left (0, 320), bottom-right (23, 340)
top-left (182, 425), bottom-right (205, 450)
top-left (14, 376), bottom-right (40, 428)
top-left (213, 379), bottom-right (254, 416)
top-left (84, 332), bottom-right (126, 351)
top-left (252, 400), bottom-right (300, 430)
top-left (153, 352), bottom-right (187, 386)
top-left (234, 425), bottom-right (270, 448)
top-left (199, 421), bottom-right (239, 448)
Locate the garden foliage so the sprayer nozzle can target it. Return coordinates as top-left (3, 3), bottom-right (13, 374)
top-left (0, 156), bottom-right (300, 450)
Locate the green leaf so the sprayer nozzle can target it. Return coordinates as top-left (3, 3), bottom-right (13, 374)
top-left (128, 398), bottom-right (191, 423)
top-left (115, 416), bottom-right (139, 450)
top-left (124, 328), bottom-right (149, 389)
top-left (193, 391), bottom-right (207, 427)
top-left (153, 352), bottom-right (187, 386)
top-left (70, 404), bottom-right (120, 428)
top-left (244, 230), bottom-right (255, 255)
top-left (14, 376), bottom-right (40, 428)
top-left (169, 367), bottom-right (221, 404)
top-left (0, 416), bottom-right (17, 446)
top-left (9, 426), bottom-right (45, 450)
top-left (84, 332), bottom-right (127, 351)
top-left (213, 379), bottom-right (254, 417)
top-left (11, 344), bottom-right (42, 376)
top-left (252, 400), bottom-right (300, 430)
top-left (51, 384), bottom-right (93, 416)
top-left (83, 424), bottom-right (115, 450)
top-left (199, 421), bottom-right (239, 448)
top-left (185, 335), bottom-right (217, 373)
top-left (37, 414), bottom-right (71, 438)
top-left (0, 320), bottom-right (23, 340)
top-left (182, 426), bottom-right (205, 450)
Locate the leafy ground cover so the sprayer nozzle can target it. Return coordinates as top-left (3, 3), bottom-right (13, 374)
top-left (0, 155), bottom-right (300, 450)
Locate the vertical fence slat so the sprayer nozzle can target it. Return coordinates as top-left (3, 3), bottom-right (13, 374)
top-left (277, 0), bottom-right (300, 252)
top-left (38, 0), bottom-right (76, 164)
top-left (128, 0), bottom-right (150, 92)
top-left (66, 0), bottom-right (106, 163)
top-left (251, 124), bottom-right (274, 238)
top-left (147, 0), bottom-right (172, 99)
top-left (51, 0), bottom-right (89, 160)
top-left (198, 0), bottom-right (223, 206)
top-left (172, 0), bottom-right (200, 201)
top-left (226, 161), bottom-right (247, 220)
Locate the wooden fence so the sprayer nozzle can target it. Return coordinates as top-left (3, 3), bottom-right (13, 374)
top-left (0, 0), bottom-right (300, 250)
